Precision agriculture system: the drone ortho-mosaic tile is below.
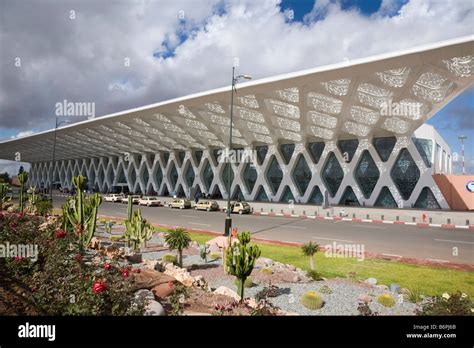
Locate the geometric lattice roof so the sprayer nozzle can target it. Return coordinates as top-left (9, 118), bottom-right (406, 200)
top-left (0, 36), bottom-right (472, 163)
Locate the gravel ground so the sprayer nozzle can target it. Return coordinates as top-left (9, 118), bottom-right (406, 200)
top-left (206, 277), bottom-right (419, 316)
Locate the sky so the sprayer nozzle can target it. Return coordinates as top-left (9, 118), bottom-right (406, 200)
top-left (0, 0), bottom-right (473, 175)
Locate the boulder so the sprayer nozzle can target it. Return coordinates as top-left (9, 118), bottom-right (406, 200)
top-left (364, 278), bottom-right (377, 285)
top-left (358, 294), bottom-right (372, 303)
top-left (141, 259), bottom-right (160, 271)
top-left (213, 286), bottom-right (240, 301)
top-left (292, 275), bottom-right (301, 282)
top-left (287, 265), bottom-right (296, 272)
top-left (256, 257), bottom-right (274, 267)
top-left (151, 282), bottom-right (175, 299)
top-left (376, 284), bottom-right (389, 291)
top-left (90, 237), bottom-right (101, 250)
top-left (390, 283), bottom-right (401, 294)
top-left (145, 300), bottom-right (165, 316)
top-left (131, 268), bottom-right (176, 291)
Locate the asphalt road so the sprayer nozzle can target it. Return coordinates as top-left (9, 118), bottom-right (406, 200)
top-left (52, 196), bottom-right (474, 264)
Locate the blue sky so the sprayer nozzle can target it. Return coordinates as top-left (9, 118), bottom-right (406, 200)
top-left (0, 0), bottom-right (472, 175)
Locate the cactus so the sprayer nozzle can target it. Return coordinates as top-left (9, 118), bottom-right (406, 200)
top-left (18, 171), bottom-right (28, 213)
top-left (300, 291), bottom-right (324, 310)
top-left (319, 285), bottom-right (333, 294)
top-left (209, 252), bottom-right (221, 261)
top-left (0, 184), bottom-right (12, 211)
top-left (27, 186), bottom-right (38, 213)
top-left (127, 195), bottom-right (133, 221)
top-left (61, 175), bottom-right (102, 253)
top-left (234, 276), bottom-right (253, 288)
top-left (377, 293), bottom-right (396, 307)
top-left (123, 209), bottom-right (153, 251)
top-left (104, 221), bottom-right (114, 234)
top-left (161, 253), bottom-right (177, 264)
top-left (260, 267), bottom-right (273, 275)
top-left (225, 231), bottom-right (261, 302)
top-left (199, 244), bottom-right (208, 262)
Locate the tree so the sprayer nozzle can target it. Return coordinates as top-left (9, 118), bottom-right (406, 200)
top-left (164, 228), bottom-right (191, 267)
top-left (301, 241), bottom-right (320, 271)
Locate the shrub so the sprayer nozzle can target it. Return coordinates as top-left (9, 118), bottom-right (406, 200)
top-left (161, 254), bottom-right (177, 264)
top-left (300, 291), bottom-right (324, 310)
top-left (306, 270), bottom-right (323, 281)
top-left (377, 293), bottom-right (396, 307)
top-left (35, 196), bottom-right (52, 216)
top-left (234, 276), bottom-right (253, 288)
top-left (417, 292), bottom-right (472, 316)
top-left (319, 285), bottom-right (333, 294)
top-left (405, 287), bottom-right (424, 303)
top-left (209, 252), bottom-right (221, 261)
top-left (260, 267), bottom-right (273, 275)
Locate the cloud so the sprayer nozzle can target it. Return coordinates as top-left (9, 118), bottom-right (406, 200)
top-left (0, 0), bottom-right (473, 140)
top-left (10, 130), bottom-right (35, 139)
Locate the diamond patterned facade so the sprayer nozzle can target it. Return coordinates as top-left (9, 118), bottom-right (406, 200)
top-left (1, 38), bottom-right (472, 209)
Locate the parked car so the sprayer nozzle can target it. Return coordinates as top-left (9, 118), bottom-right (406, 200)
top-left (168, 198), bottom-right (191, 209)
top-left (194, 200), bottom-right (219, 211)
top-left (121, 195), bottom-right (141, 204)
top-left (104, 193), bottom-right (124, 202)
top-left (225, 201), bottom-right (252, 214)
top-left (138, 196), bottom-right (161, 207)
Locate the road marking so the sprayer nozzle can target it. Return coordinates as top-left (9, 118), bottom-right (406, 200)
top-left (427, 258), bottom-right (449, 263)
top-left (434, 239), bottom-right (474, 245)
top-left (382, 253), bottom-right (403, 258)
top-left (285, 226), bottom-right (306, 230)
top-left (352, 225), bottom-right (386, 229)
top-left (312, 236), bottom-right (355, 243)
top-left (181, 215), bottom-right (199, 218)
top-left (188, 222), bottom-right (211, 226)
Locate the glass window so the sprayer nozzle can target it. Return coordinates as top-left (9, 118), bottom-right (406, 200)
top-left (255, 185), bottom-right (269, 202)
top-left (292, 154), bottom-right (312, 195)
top-left (339, 186), bottom-right (360, 206)
top-left (202, 160), bottom-right (214, 191)
top-left (168, 162), bottom-right (178, 190)
top-left (414, 187), bottom-right (441, 209)
top-left (194, 151), bottom-right (203, 166)
top-left (266, 156), bottom-right (283, 194)
top-left (337, 139), bottom-right (359, 163)
top-left (280, 186), bottom-right (295, 203)
top-left (372, 137), bottom-right (396, 162)
top-left (155, 166), bottom-right (163, 188)
top-left (142, 167), bottom-right (149, 185)
top-left (177, 151), bottom-right (185, 166)
top-left (307, 142), bottom-right (325, 164)
top-left (354, 150), bottom-right (380, 199)
top-left (162, 152), bottom-right (170, 166)
top-left (279, 143), bottom-right (295, 164)
top-left (322, 152), bottom-right (344, 197)
top-left (116, 167), bottom-right (127, 184)
top-left (184, 162), bottom-right (195, 187)
top-left (308, 186), bottom-right (324, 205)
top-left (412, 138), bottom-right (433, 168)
top-left (243, 163), bottom-right (257, 193)
top-left (390, 148), bottom-right (420, 200)
top-left (221, 163), bottom-right (234, 189)
top-left (374, 186), bottom-right (398, 208)
top-left (256, 145), bottom-right (268, 165)
top-left (232, 185), bottom-right (244, 201)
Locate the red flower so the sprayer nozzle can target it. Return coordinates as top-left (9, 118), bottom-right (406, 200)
top-left (31, 287), bottom-right (37, 293)
top-left (121, 268), bottom-right (130, 278)
top-left (92, 281), bottom-right (107, 294)
top-left (75, 254), bottom-right (83, 263)
top-left (14, 256), bottom-right (23, 262)
top-left (103, 263), bottom-right (112, 270)
top-left (132, 268), bottom-right (141, 273)
top-left (167, 281), bottom-right (174, 288)
top-left (55, 230), bottom-right (67, 238)
top-left (0, 213), bottom-right (4, 219)
top-left (9, 222), bottom-right (17, 229)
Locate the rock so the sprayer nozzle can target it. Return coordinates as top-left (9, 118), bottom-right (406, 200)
top-left (126, 252), bottom-right (143, 264)
top-left (191, 240), bottom-right (199, 248)
top-left (163, 242), bottom-right (169, 248)
top-left (152, 282), bottom-right (175, 299)
top-left (145, 300), bottom-right (165, 316)
top-left (256, 257), bottom-right (274, 267)
top-left (365, 278), bottom-right (377, 285)
top-left (287, 265), bottom-right (296, 272)
top-left (131, 268), bottom-right (176, 291)
top-left (292, 275), bottom-right (301, 282)
top-left (164, 266), bottom-right (194, 287)
top-left (390, 283), bottom-right (401, 294)
top-left (358, 294), bottom-right (372, 303)
top-left (90, 237), bottom-right (101, 250)
top-left (213, 286), bottom-right (240, 301)
top-left (164, 262), bottom-right (175, 271)
top-left (376, 285), bottom-right (389, 291)
top-left (246, 298), bottom-right (258, 308)
top-left (141, 259), bottom-right (159, 271)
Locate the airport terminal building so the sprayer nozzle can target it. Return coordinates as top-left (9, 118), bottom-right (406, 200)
top-left (0, 37), bottom-right (472, 210)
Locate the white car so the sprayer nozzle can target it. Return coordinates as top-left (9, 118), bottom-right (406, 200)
top-left (138, 196), bottom-right (162, 207)
top-left (104, 193), bottom-right (124, 203)
top-left (121, 195), bottom-right (141, 204)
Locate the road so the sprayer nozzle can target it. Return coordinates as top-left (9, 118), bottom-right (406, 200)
top-left (52, 196), bottom-right (474, 264)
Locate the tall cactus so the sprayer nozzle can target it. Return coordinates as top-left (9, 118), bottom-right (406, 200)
top-left (18, 172), bottom-right (28, 212)
top-left (27, 186), bottom-right (38, 213)
top-left (61, 175), bottom-right (102, 253)
top-left (127, 195), bottom-right (133, 221)
top-left (0, 183), bottom-right (12, 211)
top-left (225, 231), bottom-right (261, 302)
top-left (123, 209), bottom-right (153, 251)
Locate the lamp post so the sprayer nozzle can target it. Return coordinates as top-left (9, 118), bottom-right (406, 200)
top-left (49, 117), bottom-right (73, 200)
top-left (458, 135), bottom-right (467, 175)
top-left (224, 67), bottom-right (252, 236)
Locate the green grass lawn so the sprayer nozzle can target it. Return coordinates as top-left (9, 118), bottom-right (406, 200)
top-left (187, 232), bottom-right (474, 298)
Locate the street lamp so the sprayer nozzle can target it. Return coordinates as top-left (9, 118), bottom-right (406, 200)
top-left (49, 117), bottom-right (71, 200)
top-left (224, 67), bottom-right (252, 236)
top-left (458, 135), bottom-right (468, 175)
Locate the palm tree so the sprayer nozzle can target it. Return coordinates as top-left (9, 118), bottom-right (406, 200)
top-left (164, 228), bottom-right (191, 267)
top-left (301, 241), bottom-right (320, 271)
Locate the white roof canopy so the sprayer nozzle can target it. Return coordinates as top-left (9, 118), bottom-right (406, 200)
top-left (1, 36), bottom-right (473, 163)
